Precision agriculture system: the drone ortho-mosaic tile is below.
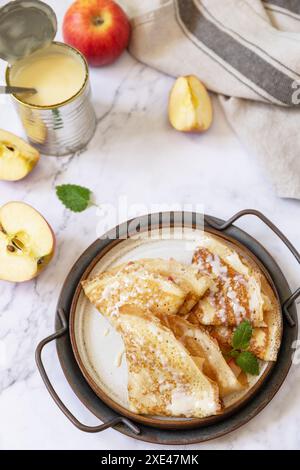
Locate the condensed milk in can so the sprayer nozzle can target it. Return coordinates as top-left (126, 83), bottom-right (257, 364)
top-left (0, 0), bottom-right (96, 156)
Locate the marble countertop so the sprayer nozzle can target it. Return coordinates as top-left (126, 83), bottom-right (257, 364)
top-left (0, 0), bottom-right (299, 450)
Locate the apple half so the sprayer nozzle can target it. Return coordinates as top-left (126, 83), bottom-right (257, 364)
top-left (0, 202), bottom-right (55, 282)
top-left (0, 129), bottom-right (40, 181)
top-left (168, 75), bottom-right (213, 132)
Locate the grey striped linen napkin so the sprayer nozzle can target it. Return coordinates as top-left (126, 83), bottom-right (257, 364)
top-left (128, 0), bottom-right (300, 199)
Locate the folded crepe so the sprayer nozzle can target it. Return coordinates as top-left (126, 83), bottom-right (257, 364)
top-left (157, 314), bottom-right (243, 397)
top-left (82, 258), bottom-right (211, 319)
top-left (195, 302), bottom-right (282, 362)
top-left (191, 234), bottom-right (268, 327)
top-left (188, 233), bottom-right (282, 361)
top-left (82, 261), bottom-right (187, 318)
top-left (81, 248), bottom-right (280, 419)
top-left (115, 305), bottom-right (221, 418)
top-left (131, 258), bottom-right (211, 313)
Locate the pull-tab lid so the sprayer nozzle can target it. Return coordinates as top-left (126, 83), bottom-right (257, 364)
top-left (0, 0), bottom-right (57, 63)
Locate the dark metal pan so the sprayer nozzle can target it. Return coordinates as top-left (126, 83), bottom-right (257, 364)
top-left (36, 210), bottom-right (299, 444)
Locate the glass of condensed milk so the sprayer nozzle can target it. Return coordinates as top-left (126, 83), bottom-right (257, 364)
top-left (1, 1), bottom-right (96, 156)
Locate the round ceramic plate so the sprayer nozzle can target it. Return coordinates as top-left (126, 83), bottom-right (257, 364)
top-left (69, 225), bottom-right (280, 429)
top-left (54, 212), bottom-right (297, 444)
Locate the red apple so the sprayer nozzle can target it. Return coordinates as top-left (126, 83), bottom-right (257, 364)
top-left (63, 0), bottom-right (131, 66)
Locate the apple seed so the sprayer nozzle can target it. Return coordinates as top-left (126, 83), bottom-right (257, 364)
top-left (7, 245), bottom-right (15, 253)
top-left (12, 237), bottom-right (25, 251)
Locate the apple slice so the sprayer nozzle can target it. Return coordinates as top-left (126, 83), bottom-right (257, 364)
top-left (0, 202), bottom-right (55, 282)
top-left (0, 129), bottom-right (40, 181)
top-left (168, 75), bottom-right (213, 132)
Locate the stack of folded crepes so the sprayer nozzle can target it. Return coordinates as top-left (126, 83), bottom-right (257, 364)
top-left (82, 234), bottom-right (281, 419)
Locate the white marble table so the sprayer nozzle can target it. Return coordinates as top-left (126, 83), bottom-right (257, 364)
top-left (0, 0), bottom-right (299, 450)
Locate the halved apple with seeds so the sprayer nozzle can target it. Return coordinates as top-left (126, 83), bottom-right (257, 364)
top-left (0, 202), bottom-right (55, 282)
top-left (168, 75), bottom-right (213, 132)
top-left (0, 129), bottom-right (40, 181)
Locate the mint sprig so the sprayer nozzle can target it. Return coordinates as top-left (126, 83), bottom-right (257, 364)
top-left (229, 320), bottom-right (259, 376)
top-left (56, 184), bottom-right (92, 213)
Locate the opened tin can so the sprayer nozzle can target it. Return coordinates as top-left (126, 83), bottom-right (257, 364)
top-left (1, 1), bottom-right (96, 156)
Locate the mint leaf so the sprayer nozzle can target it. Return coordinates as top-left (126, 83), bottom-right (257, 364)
top-left (230, 350), bottom-right (239, 359)
top-left (232, 320), bottom-right (252, 350)
top-left (56, 184), bottom-right (92, 213)
top-left (236, 351), bottom-right (259, 375)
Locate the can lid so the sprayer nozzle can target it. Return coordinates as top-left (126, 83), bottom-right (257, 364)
top-left (0, 0), bottom-right (57, 63)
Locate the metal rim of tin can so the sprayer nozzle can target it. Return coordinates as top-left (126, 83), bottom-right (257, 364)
top-left (5, 41), bottom-right (90, 110)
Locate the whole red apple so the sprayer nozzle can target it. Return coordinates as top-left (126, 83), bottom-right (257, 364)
top-left (63, 0), bottom-right (131, 66)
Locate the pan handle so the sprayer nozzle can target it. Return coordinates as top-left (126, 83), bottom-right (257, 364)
top-left (205, 209), bottom-right (300, 328)
top-left (35, 308), bottom-right (140, 435)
